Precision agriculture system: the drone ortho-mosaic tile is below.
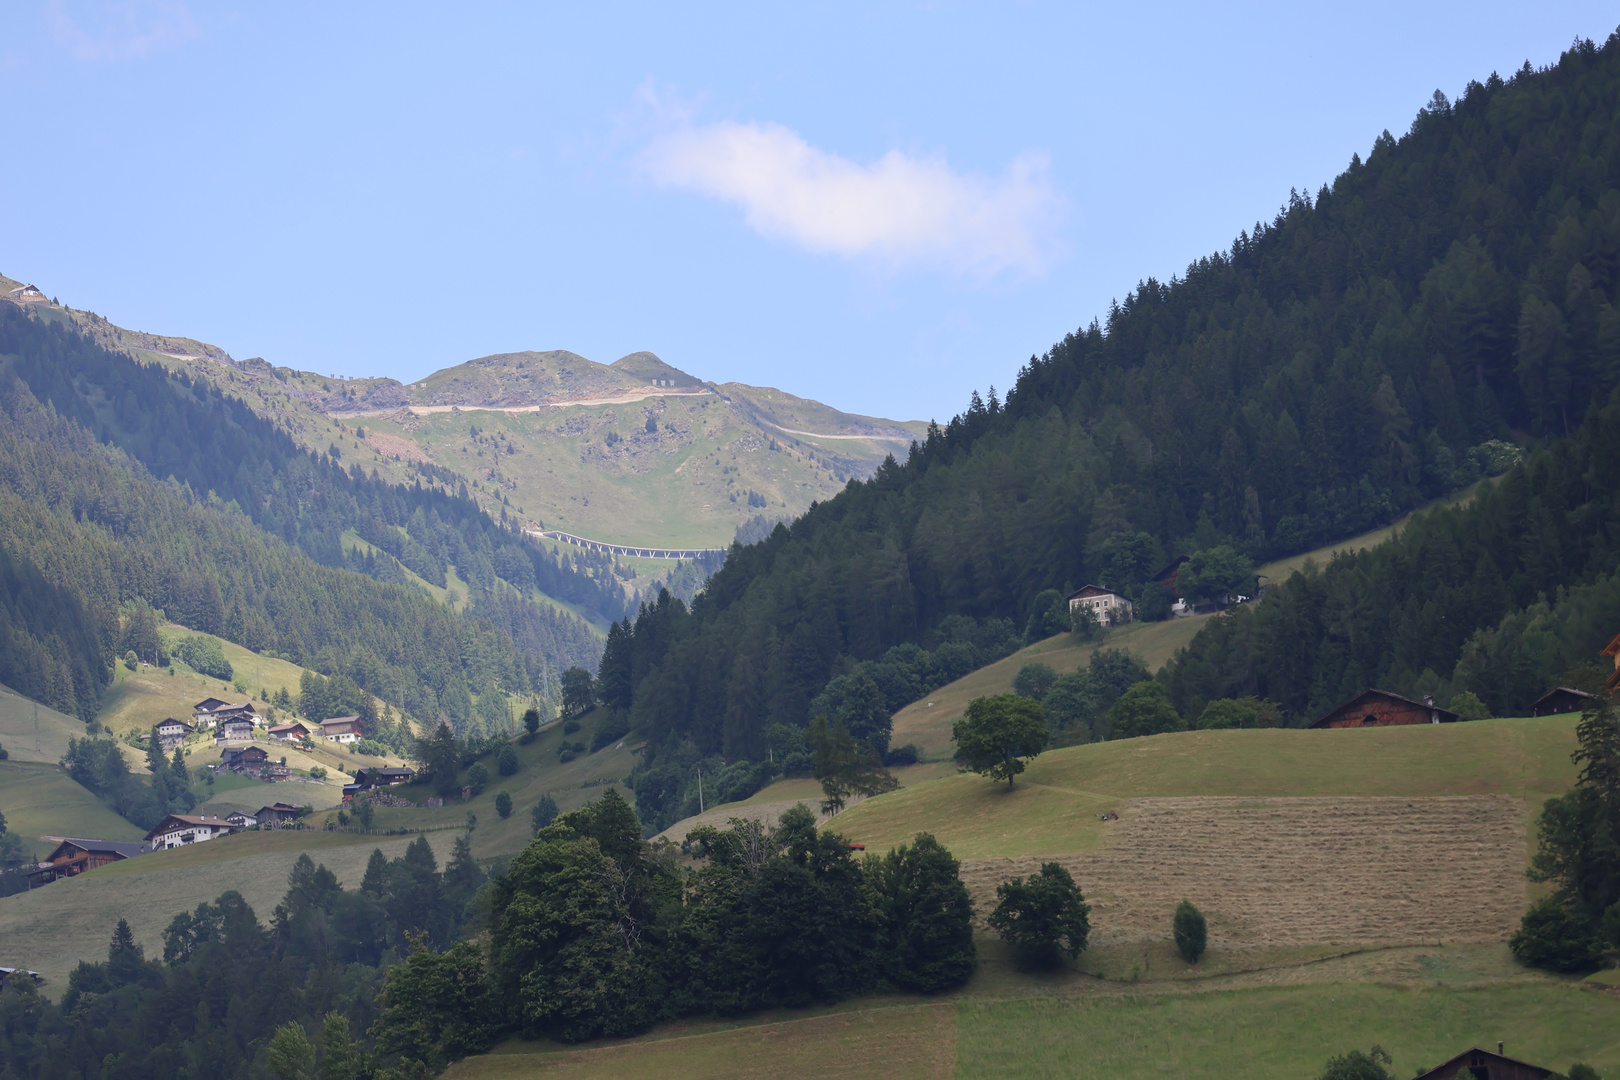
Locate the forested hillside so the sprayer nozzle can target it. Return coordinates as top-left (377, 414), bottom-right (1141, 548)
top-left (0, 305), bottom-right (629, 626)
top-left (0, 369), bottom-right (598, 730)
top-left (1162, 388), bottom-right (1620, 721)
top-left (611, 37), bottom-right (1620, 825)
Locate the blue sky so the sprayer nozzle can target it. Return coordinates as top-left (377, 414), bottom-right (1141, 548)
top-left (4, 3), bottom-right (1617, 421)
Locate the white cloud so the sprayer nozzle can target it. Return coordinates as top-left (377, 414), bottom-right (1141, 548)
top-left (642, 119), bottom-right (1066, 278)
top-left (47, 0), bottom-right (199, 63)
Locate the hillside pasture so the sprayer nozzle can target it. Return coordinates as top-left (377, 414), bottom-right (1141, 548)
top-left (0, 761), bottom-right (143, 853)
top-left (890, 617), bottom-right (1214, 758)
top-left (0, 682), bottom-right (87, 764)
top-left (0, 829), bottom-right (458, 993)
top-left (445, 982), bottom-right (1618, 1080)
top-left (327, 706), bottom-right (639, 860)
top-left (832, 716), bottom-right (1579, 859)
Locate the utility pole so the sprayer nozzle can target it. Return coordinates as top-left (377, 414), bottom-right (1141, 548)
top-left (697, 768), bottom-right (704, 814)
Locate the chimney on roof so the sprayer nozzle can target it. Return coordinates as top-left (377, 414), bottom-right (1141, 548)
top-left (1498, 1042), bottom-right (1504, 1056)
top-left (1424, 693), bottom-right (1435, 706)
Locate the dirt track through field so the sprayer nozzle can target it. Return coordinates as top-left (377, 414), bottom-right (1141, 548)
top-left (959, 796), bottom-right (1527, 947)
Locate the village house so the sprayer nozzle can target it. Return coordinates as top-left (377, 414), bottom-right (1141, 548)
top-left (146, 814), bottom-right (238, 851)
top-left (22, 837), bottom-right (147, 887)
top-left (1531, 686), bottom-right (1599, 717)
top-left (320, 716), bottom-right (363, 744)
top-left (354, 765), bottom-right (413, 789)
top-left (215, 715), bottom-right (256, 746)
top-left (217, 744), bottom-right (270, 775)
top-left (154, 717), bottom-right (195, 751)
top-left (193, 698), bottom-right (258, 730)
top-left (222, 810), bottom-right (258, 828)
top-left (268, 720), bottom-right (312, 742)
top-left (1148, 555), bottom-right (1193, 616)
top-left (1310, 688), bottom-right (1460, 729)
top-left (1413, 1044), bottom-right (1552, 1080)
top-left (255, 802), bottom-right (305, 826)
top-left (1065, 585), bottom-right (1134, 625)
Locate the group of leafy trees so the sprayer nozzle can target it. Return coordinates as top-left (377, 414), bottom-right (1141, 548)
top-left (1511, 699), bottom-right (1620, 971)
top-left (572, 38), bottom-right (1620, 805)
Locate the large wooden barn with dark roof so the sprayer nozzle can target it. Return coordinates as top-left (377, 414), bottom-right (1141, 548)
top-left (1309, 688), bottom-right (1459, 729)
top-left (1413, 1044), bottom-right (1552, 1080)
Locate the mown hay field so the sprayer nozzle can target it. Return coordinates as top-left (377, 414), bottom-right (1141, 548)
top-left (957, 795), bottom-right (1527, 947)
top-left (832, 716), bottom-right (1579, 859)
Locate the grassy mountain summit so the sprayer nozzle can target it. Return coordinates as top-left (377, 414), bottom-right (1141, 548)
top-left (0, 279), bottom-right (926, 552)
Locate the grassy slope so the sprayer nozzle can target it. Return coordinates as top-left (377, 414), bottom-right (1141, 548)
top-left (97, 625), bottom-right (414, 811)
top-left (368, 392), bottom-right (898, 550)
top-left (891, 617), bottom-right (1215, 758)
top-left (450, 975), bottom-right (1619, 1080)
top-left (0, 830), bottom-right (458, 993)
top-left (833, 715), bottom-right (1579, 859)
top-left (314, 706), bottom-right (637, 861)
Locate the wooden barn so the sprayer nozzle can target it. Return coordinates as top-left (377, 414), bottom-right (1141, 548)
top-left (1149, 555), bottom-right (1190, 597)
top-left (1530, 686), bottom-right (1599, 717)
top-left (1309, 688), bottom-right (1459, 729)
top-left (1413, 1044), bottom-right (1552, 1080)
top-left (23, 837), bottom-right (147, 887)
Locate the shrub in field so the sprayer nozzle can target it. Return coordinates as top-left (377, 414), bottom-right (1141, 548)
top-left (1173, 899), bottom-right (1207, 963)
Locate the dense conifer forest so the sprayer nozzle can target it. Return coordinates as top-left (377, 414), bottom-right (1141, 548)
top-left (1162, 390), bottom-right (1620, 720)
top-left (608, 36), bottom-right (1620, 825)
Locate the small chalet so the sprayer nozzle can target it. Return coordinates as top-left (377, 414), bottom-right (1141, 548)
top-left (268, 721), bottom-right (312, 742)
top-left (223, 810), bottom-right (258, 828)
top-left (320, 716), bottom-right (363, 744)
top-left (154, 717), bottom-right (195, 751)
top-left (5, 284), bottom-right (48, 304)
top-left (256, 802), bottom-right (304, 826)
top-left (1602, 631), bottom-right (1620, 692)
top-left (1531, 686), bottom-right (1599, 717)
top-left (215, 716), bottom-right (256, 746)
top-left (146, 814), bottom-right (237, 851)
top-left (1066, 585), bottom-right (1134, 626)
top-left (23, 837), bottom-right (147, 887)
top-left (218, 744), bottom-right (270, 775)
top-left (355, 765), bottom-right (413, 789)
top-left (1310, 689), bottom-right (1460, 729)
top-left (1413, 1044), bottom-right (1552, 1080)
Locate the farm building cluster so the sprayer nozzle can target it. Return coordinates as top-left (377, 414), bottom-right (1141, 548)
top-left (145, 700), bottom-right (380, 785)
